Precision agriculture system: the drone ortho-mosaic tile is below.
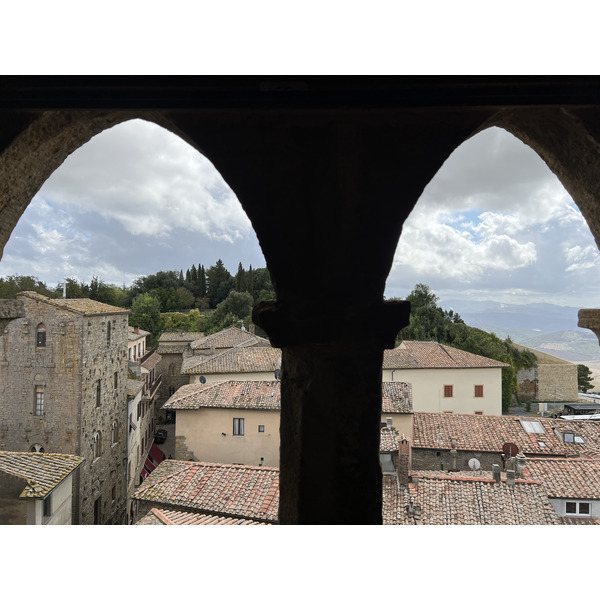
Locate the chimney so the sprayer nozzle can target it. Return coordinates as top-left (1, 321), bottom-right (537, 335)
top-left (506, 469), bottom-right (516, 486)
top-left (386, 417), bottom-right (393, 429)
top-left (397, 436), bottom-right (410, 485)
top-left (492, 464), bottom-right (501, 483)
top-left (516, 451), bottom-right (527, 475)
top-left (134, 325), bottom-right (139, 334)
top-left (449, 449), bottom-right (458, 471)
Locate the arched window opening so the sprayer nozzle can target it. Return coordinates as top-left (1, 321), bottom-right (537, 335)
top-left (30, 443), bottom-right (44, 453)
top-left (386, 126), bottom-right (600, 411)
top-left (107, 321), bottom-right (111, 344)
top-left (111, 420), bottom-right (118, 445)
top-left (92, 431), bottom-right (102, 460)
top-left (36, 323), bottom-right (46, 347)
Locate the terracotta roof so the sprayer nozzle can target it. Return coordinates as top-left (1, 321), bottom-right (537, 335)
top-left (380, 429), bottom-right (401, 452)
top-left (384, 471), bottom-right (560, 525)
top-left (524, 457), bottom-right (600, 499)
top-left (139, 350), bottom-right (162, 371)
top-left (164, 380), bottom-right (413, 414)
top-left (381, 382), bottom-right (413, 413)
top-left (18, 291), bottom-right (129, 316)
top-left (412, 412), bottom-right (600, 456)
top-left (0, 451), bottom-right (84, 498)
top-left (190, 327), bottom-right (271, 350)
top-left (136, 507), bottom-right (269, 525)
top-left (132, 460), bottom-right (280, 523)
top-left (182, 346), bottom-right (282, 375)
top-left (159, 331), bottom-right (206, 343)
top-left (383, 341), bottom-right (509, 369)
top-left (157, 345), bottom-right (189, 355)
top-left (164, 380), bottom-right (281, 411)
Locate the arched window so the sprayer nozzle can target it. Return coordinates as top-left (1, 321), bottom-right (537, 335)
top-left (107, 321), bottom-right (111, 344)
top-left (92, 431), bottom-right (102, 460)
top-left (36, 323), bottom-right (46, 347)
top-left (30, 443), bottom-right (44, 453)
top-left (169, 364), bottom-right (177, 376)
top-left (111, 421), bottom-right (118, 445)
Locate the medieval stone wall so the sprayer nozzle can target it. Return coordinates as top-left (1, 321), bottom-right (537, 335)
top-left (0, 295), bottom-right (129, 524)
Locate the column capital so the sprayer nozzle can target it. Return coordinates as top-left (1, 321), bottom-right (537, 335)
top-left (579, 308), bottom-right (600, 345)
top-left (252, 299), bottom-right (410, 349)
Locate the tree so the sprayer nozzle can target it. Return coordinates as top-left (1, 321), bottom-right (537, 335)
top-left (129, 293), bottom-right (162, 345)
top-left (578, 364), bottom-right (595, 393)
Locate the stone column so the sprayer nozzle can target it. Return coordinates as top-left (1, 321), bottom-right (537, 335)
top-left (255, 298), bottom-right (410, 524)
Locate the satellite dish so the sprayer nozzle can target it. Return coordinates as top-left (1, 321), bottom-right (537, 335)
top-left (468, 458), bottom-right (481, 471)
top-left (199, 376), bottom-right (206, 384)
top-left (502, 442), bottom-right (519, 457)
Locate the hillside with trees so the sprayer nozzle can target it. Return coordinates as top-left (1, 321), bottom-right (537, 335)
top-left (396, 284), bottom-right (537, 413)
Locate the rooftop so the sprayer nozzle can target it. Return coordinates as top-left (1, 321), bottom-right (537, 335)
top-left (18, 291), bottom-right (129, 316)
top-left (381, 381), bottom-right (413, 414)
top-left (190, 326), bottom-right (271, 350)
top-left (132, 460), bottom-right (280, 523)
top-left (383, 470), bottom-right (560, 525)
top-left (136, 507), bottom-right (269, 525)
top-left (383, 341), bottom-right (509, 370)
top-left (412, 412), bottom-right (600, 456)
top-left (0, 451), bottom-right (85, 498)
top-left (181, 346), bottom-right (282, 375)
top-left (128, 325), bottom-right (150, 341)
top-left (158, 331), bottom-right (206, 344)
top-left (524, 457), bottom-right (600, 500)
top-left (164, 380), bottom-right (281, 411)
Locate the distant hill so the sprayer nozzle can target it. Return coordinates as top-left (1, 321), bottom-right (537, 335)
top-left (439, 298), bottom-right (600, 362)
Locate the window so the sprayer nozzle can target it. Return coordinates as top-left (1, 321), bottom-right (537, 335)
top-left (43, 495), bottom-right (52, 518)
top-left (564, 432), bottom-right (585, 444)
top-left (169, 386), bottom-right (175, 396)
top-left (538, 441), bottom-right (547, 448)
top-left (107, 321), bottom-right (111, 344)
top-left (92, 431), bottom-right (101, 460)
top-left (474, 385), bottom-right (484, 397)
top-left (96, 380), bottom-right (101, 407)
top-left (233, 418), bottom-right (245, 436)
top-left (566, 501), bottom-right (591, 515)
top-left (30, 443), bottom-right (44, 453)
top-left (114, 371), bottom-right (118, 389)
top-left (169, 364), bottom-right (177, 376)
top-left (111, 421), bottom-right (118, 445)
top-left (474, 411), bottom-right (483, 415)
top-left (258, 425), bottom-right (265, 433)
top-left (36, 323), bottom-right (46, 348)
top-left (520, 420), bottom-right (546, 434)
top-left (34, 386), bottom-right (44, 416)
top-left (111, 485), bottom-right (116, 502)
top-left (443, 385), bottom-right (453, 398)
top-left (129, 347), bottom-right (132, 360)
top-left (94, 497), bottom-right (101, 525)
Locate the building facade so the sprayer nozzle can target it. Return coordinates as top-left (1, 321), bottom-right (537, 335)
top-left (0, 291), bottom-right (129, 524)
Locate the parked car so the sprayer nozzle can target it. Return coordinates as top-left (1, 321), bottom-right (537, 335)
top-left (154, 429), bottom-right (168, 444)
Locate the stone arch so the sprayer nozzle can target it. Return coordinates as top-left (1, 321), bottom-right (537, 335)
top-left (477, 108), bottom-right (600, 250)
top-left (0, 111), bottom-right (222, 261)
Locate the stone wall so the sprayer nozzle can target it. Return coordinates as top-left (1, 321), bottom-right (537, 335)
top-left (153, 349), bottom-right (188, 419)
top-left (0, 295), bottom-right (129, 524)
top-left (411, 447), bottom-right (503, 472)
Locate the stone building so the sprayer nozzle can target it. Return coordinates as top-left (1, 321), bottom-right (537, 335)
top-left (0, 291), bottom-right (130, 524)
top-left (513, 343), bottom-right (579, 405)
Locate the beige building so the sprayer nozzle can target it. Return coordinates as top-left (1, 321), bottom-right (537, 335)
top-left (513, 343), bottom-right (578, 405)
top-left (383, 341), bottom-right (507, 416)
top-left (164, 380), bottom-right (413, 468)
top-left (0, 451), bottom-right (84, 525)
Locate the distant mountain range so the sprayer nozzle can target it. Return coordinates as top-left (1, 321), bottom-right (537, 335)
top-left (439, 299), bottom-right (600, 363)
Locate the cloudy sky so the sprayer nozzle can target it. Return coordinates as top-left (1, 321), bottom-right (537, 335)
top-left (1, 119), bottom-right (600, 308)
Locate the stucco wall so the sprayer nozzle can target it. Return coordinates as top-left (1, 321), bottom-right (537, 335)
top-left (382, 368), bottom-right (502, 415)
top-left (381, 412), bottom-right (413, 441)
top-left (175, 407), bottom-right (280, 467)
